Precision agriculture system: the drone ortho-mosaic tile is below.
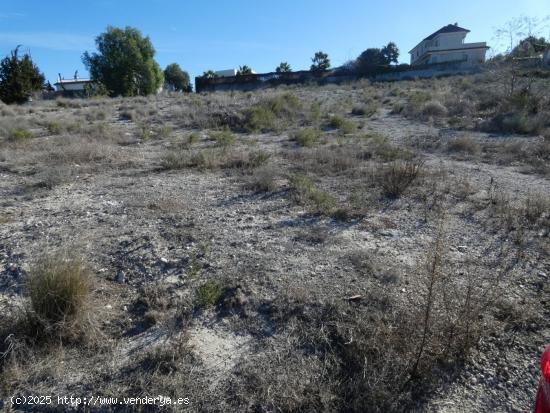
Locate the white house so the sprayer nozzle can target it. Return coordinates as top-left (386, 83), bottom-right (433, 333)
top-left (54, 72), bottom-right (93, 93)
top-left (215, 68), bottom-right (257, 77)
top-left (215, 69), bottom-right (237, 77)
top-left (409, 23), bottom-right (489, 66)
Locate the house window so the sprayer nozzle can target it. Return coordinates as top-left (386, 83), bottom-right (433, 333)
top-left (435, 40), bottom-right (439, 47)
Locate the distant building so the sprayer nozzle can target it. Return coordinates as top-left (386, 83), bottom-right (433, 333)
top-left (544, 48), bottom-right (550, 66)
top-left (54, 72), bottom-right (93, 94)
top-left (215, 69), bottom-right (237, 77)
top-left (409, 23), bottom-right (489, 66)
top-left (215, 68), bottom-right (257, 77)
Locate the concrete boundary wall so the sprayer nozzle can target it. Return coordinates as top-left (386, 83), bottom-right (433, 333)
top-left (194, 62), bottom-right (486, 93)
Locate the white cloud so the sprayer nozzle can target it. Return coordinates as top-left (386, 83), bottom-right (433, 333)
top-left (0, 12), bottom-right (25, 19)
top-left (0, 32), bottom-right (94, 51)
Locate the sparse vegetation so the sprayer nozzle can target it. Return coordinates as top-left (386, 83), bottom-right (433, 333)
top-left (0, 61), bottom-right (547, 412)
top-left (378, 159), bottom-right (423, 198)
top-left (294, 127), bottom-right (323, 146)
top-left (25, 255), bottom-right (94, 342)
top-left (8, 128), bottom-right (33, 141)
top-left (196, 280), bottom-right (227, 308)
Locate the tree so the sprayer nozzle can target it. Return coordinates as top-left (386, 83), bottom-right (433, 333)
top-left (237, 65), bottom-right (253, 76)
top-left (381, 42), bottom-right (400, 65)
top-left (0, 46), bottom-right (45, 104)
top-left (493, 16), bottom-right (550, 55)
top-left (164, 63), bottom-right (192, 92)
top-left (276, 62), bottom-right (291, 73)
top-left (310, 51), bottom-right (330, 73)
top-left (82, 26), bottom-right (164, 97)
top-left (354, 48), bottom-right (387, 75)
top-left (511, 36), bottom-right (550, 57)
top-left (202, 70), bottom-right (219, 79)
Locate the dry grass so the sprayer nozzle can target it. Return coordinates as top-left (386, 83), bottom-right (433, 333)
top-left (0, 68), bottom-right (546, 412)
top-left (378, 159), bottom-right (424, 198)
top-left (447, 136), bottom-right (481, 155)
top-left (25, 255), bottom-right (95, 342)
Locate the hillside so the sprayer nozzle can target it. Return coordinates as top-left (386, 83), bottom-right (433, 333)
top-left (0, 65), bottom-right (549, 412)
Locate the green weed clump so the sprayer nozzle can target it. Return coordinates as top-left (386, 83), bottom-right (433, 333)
top-left (289, 174), bottom-right (338, 215)
top-left (294, 128), bottom-right (323, 147)
top-left (245, 93), bottom-right (302, 133)
top-left (8, 128), bottom-right (33, 141)
top-left (196, 280), bottom-right (227, 308)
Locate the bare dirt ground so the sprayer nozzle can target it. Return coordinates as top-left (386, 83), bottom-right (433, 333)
top-left (0, 73), bottom-right (549, 412)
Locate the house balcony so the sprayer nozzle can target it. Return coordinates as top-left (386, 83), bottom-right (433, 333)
top-left (422, 42), bottom-right (488, 53)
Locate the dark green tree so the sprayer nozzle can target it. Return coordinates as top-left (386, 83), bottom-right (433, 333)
top-left (511, 36), bottom-right (550, 57)
top-left (82, 26), bottom-right (164, 97)
top-left (276, 62), bottom-right (291, 73)
top-left (310, 51), bottom-right (330, 73)
top-left (354, 48), bottom-right (387, 75)
top-left (381, 42), bottom-right (400, 65)
top-left (0, 46), bottom-right (45, 104)
top-left (237, 65), bottom-right (253, 76)
top-left (164, 63), bottom-right (192, 92)
top-left (202, 70), bottom-right (219, 79)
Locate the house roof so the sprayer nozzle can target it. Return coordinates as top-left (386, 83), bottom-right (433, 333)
top-left (423, 24), bottom-right (470, 41)
top-left (54, 79), bottom-right (92, 85)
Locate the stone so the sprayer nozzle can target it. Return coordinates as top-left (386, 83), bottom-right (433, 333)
top-left (116, 270), bottom-right (125, 284)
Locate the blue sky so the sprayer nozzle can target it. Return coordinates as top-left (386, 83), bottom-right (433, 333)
top-left (0, 0), bottom-right (548, 86)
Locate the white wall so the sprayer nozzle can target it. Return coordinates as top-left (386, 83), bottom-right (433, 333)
top-left (55, 82), bottom-right (89, 92)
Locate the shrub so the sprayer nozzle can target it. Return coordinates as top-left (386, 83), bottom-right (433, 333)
top-left (289, 174), bottom-right (338, 215)
top-left (294, 128), bottom-right (323, 147)
top-left (8, 128), bottom-right (33, 141)
top-left (156, 125), bottom-right (173, 140)
top-left (488, 112), bottom-right (545, 135)
top-left (26, 256), bottom-right (92, 341)
top-left (447, 136), bottom-right (481, 154)
top-left (27, 257), bottom-right (91, 323)
top-left (246, 166), bottom-right (278, 192)
top-left (245, 106), bottom-right (278, 133)
top-left (245, 93), bottom-right (302, 133)
top-left (523, 193), bottom-right (549, 225)
top-left (420, 100), bottom-right (448, 119)
top-left (161, 148), bottom-right (269, 171)
top-left (188, 132), bottom-right (200, 145)
top-left (196, 280), bottom-right (227, 308)
top-left (209, 129), bottom-right (235, 147)
top-left (351, 101), bottom-right (379, 117)
top-left (46, 121), bottom-right (62, 135)
top-left (328, 115), bottom-right (356, 134)
top-left (379, 159), bottom-right (423, 198)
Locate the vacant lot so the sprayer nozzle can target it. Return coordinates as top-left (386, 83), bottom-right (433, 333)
top-left (0, 65), bottom-right (549, 412)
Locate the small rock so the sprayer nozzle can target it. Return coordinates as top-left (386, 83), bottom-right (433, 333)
top-left (116, 270), bottom-right (125, 284)
top-left (457, 245), bottom-right (468, 253)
